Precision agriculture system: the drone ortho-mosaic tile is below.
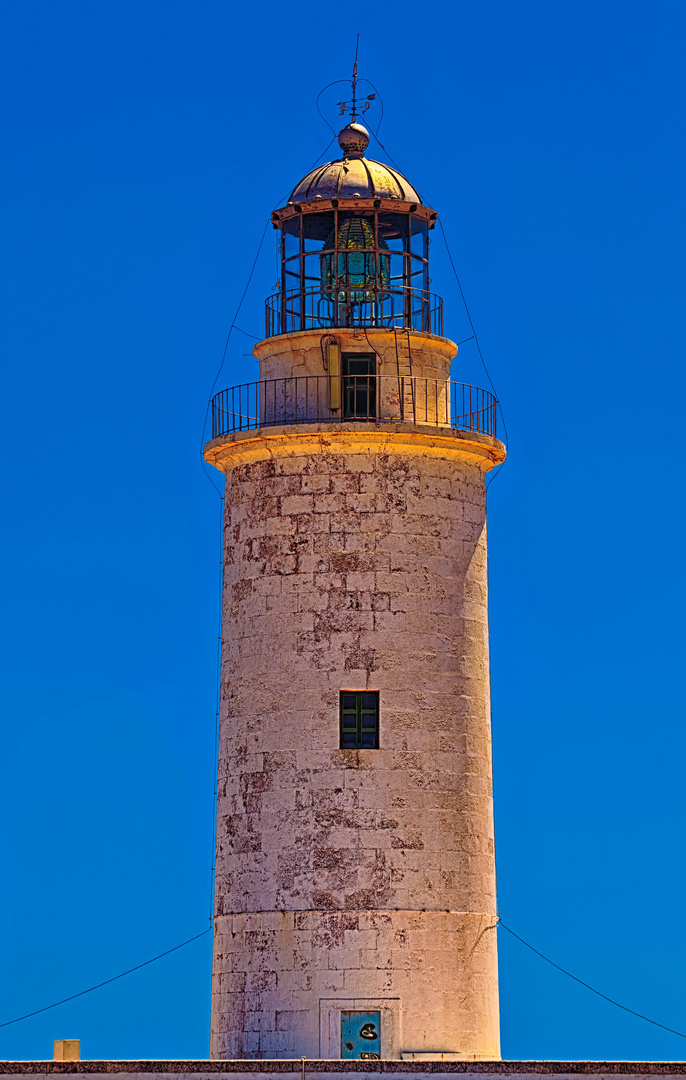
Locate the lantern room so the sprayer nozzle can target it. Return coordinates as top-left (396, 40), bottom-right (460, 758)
top-left (267, 122), bottom-right (441, 337)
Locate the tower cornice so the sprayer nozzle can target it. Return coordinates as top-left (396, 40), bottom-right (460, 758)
top-left (203, 422), bottom-right (506, 474)
top-left (251, 327), bottom-right (457, 361)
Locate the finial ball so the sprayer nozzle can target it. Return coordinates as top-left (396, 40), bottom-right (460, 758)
top-left (338, 122), bottom-right (370, 159)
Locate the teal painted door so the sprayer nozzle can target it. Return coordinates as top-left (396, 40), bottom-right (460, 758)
top-left (341, 1010), bottom-right (381, 1059)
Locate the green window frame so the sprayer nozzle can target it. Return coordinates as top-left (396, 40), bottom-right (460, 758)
top-left (340, 691), bottom-right (379, 749)
top-left (342, 353), bottom-right (377, 420)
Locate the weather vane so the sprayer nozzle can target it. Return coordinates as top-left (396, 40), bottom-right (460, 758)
top-left (336, 34), bottom-right (375, 121)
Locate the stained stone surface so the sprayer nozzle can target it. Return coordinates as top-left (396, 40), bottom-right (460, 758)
top-left (208, 429), bottom-right (500, 1060)
top-left (254, 329), bottom-right (455, 384)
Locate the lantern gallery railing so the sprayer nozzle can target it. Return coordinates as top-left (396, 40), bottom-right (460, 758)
top-left (210, 376), bottom-right (497, 440)
top-left (265, 285), bottom-right (444, 338)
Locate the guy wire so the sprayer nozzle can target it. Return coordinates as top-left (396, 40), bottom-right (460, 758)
top-left (0, 930), bottom-right (212, 1030)
top-left (498, 920), bottom-right (686, 1040)
top-left (436, 219), bottom-right (508, 490)
top-left (4, 918), bottom-right (686, 1042)
top-left (233, 325), bottom-right (260, 341)
top-left (200, 133), bottom-right (340, 931)
top-left (200, 135), bottom-right (339, 465)
top-left (368, 127), bottom-right (508, 490)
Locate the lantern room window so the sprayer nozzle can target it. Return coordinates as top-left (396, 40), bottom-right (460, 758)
top-left (285, 209), bottom-right (427, 299)
top-left (266, 122), bottom-right (441, 336)
top-left (270, 206), bottom-right (436, 335)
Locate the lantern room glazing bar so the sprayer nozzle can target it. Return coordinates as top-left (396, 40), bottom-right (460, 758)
top-left (265, 285), bottom-right (443, 336)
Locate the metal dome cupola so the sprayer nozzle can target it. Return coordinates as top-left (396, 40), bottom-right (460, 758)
top-left (268, 120), bottom-right (439, 338)
top-left (288, 122), bottom-right (423, 204)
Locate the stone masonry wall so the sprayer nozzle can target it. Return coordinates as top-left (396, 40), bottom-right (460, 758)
top-left (254, 329), bottom-right (455, 384)
top-left (252, 330), bottom-right (457, 431)
top-left (212, 910), bottom-right (498, 1060)
top-left (209, 433), bottom-right (499, 1061)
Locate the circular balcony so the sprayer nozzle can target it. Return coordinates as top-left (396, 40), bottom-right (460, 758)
top-left (265, 285), bottom-right (444, 338)
top-left (210, 375), bottom-right (497, 440)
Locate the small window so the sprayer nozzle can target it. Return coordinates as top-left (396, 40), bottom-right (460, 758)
top-left (340, 691), bottom-right (379, 749)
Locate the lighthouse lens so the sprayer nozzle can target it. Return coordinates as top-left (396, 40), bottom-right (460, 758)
top-left (320, 212), bottom-right (390, 305)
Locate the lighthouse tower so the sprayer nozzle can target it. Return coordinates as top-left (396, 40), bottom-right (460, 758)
top-left (204, 117), bottom-right (506, 1062)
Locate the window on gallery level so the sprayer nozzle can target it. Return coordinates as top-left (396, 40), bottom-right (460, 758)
top-left (342, 353), bottom-right (376, 419)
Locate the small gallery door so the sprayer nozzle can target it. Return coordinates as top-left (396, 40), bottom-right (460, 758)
top-left (342, 354), bottom-right (377, 419)
top-left (340, 1010), bottom-right (381, 1059)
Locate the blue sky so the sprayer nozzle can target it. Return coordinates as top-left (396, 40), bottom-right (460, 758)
top-left (2, 0), bottom-right (686, 1063)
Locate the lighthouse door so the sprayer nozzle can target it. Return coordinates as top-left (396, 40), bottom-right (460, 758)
top-left (341, 1010), bottom-right (381, 1059)
top-left (342, 354), bottom-right (377, 419)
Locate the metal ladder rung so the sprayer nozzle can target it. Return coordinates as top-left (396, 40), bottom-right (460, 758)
top-left (394, 328), bottom-right (415, 419)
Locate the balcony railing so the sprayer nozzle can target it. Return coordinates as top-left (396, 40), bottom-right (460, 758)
top-left (265, 285), bottom-right (444, 338)
top-left (210, 376), bottom-right (497, 440)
